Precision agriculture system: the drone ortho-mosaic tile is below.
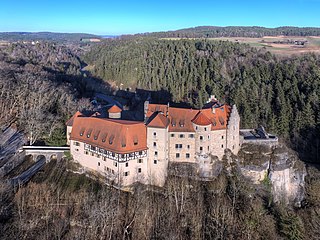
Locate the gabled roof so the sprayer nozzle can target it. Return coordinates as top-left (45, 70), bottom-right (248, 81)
top-left (66, 111), bottom-right (82, 126)
top-left (91, 111), bottom-right (101, 117)
top-left (145, 102), bottom-right (232, 132)
top-left (192, 111), bottom-right (212, 126)
top-left (108, 105), bottom-right (122, 113)
top-left (70, 117), bottom-right (147, 154)
top-left (147, 113), bottom-right (169, 128)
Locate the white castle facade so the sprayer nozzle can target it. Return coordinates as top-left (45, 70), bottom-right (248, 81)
top-left (66, 97), bottom-right (240, 187)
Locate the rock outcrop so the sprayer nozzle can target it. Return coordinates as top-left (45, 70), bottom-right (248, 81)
top-left (230, 143), bottom-right (306, 207)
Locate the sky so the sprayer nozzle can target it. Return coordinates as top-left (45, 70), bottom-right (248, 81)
top-left (0, 0), bottom-right (319, 35)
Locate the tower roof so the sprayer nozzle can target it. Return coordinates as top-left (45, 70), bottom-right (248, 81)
top-left (108, 105), bottom-right (122, 113)
top-left (191, 111), bottom-right (212, 126)
top-left (147, 113), bottom-right (169, 128)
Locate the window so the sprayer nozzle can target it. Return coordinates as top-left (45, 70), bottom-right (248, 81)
top-left (90, 152), bottom-right (94, 156)
top-left (195, 126), bottom-right (198, 130)
top-left (186, 153), bottom-right (190, 158)
top-left (85, 151), bottom-right (89, 155)
top-left (138, 168), bottom-right (142, 173)
top-left (73, 141), bottom-right (80, 146)
top-left (232, 145), bottom-right (235, 150)
top-left (187, 145), bottom-right (190, 149)
top-left (221, 144), bottom-right (224, 148)
top-left (114, 162), bottom-right (117, 167)
top-left (188, 134), bottom-right (194, 138)
top-left (154, 160), bottom-right (157, 164)
top-left (200, 147), bottom-right (203, 151)
top-left (176, 153), bottom-right (180, 158)
top-left (97, 154), bottom-right (100, 158)
top-left (208, 135), bottom-right (210, 140)
top-left (75, 148), bottom-right (79, 152)
top-left (179, 134), bottom-right (185, 138)
top-left (153, 142), bottom-right (156, 147)
top-left (175, 144), bottom-right (182, 149)
top-left (124, 171), bottom-right (130, 177)
top-left (204, 127), bottom-right (207, 131)
top-left (125, 162), bottom-right (129, 167)
top-left (208, 146), bottom-right (210, 151)
top-left (138, 159), bottom-right (143, 163)
top-left (103, 157), bottom-right (106, 161)
top-left (171, 133), bottom-right (175, 137)
top-left (153, 132), bottom-right (157, 137)
top-left (221, 136), bottom-right (224, 139)
top-left (155, 151), bottom-right (158, 156)
top-left (200, 136), bottom-right (203, 141)
top-left (98, 162), bottom-right (100, 166)
top-left (233, 136), bottom-right (235, 140)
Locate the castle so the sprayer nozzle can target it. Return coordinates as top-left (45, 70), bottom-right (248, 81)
top-left (66, 96), bottom-right (240, 187)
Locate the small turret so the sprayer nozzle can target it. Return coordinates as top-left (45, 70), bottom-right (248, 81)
top-left (108, 105), bottom-right (122, 119)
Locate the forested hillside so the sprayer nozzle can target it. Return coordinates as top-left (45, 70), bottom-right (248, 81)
top-left (1, 156), bottom-right (319, 239)
top-left (85, 38), bottom-right (320, 162)
top-left (140, 26), bottom-right (320, 38)
top-left (0, 42), bottom-right (108, 145)
top-left (0, 32), bottom-right (100, 43)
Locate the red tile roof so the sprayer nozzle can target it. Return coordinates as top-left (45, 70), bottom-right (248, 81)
top-left (192, 111), bottom-right (212, 126)
top-left (147, 113), bottom-right (170, 128)
top-left (66, 111), bottom-right (83, 126)
top-left (146, 103), bottom-right (231, 131)
top-left (70, 117), bottom-right (147, 154)
top-left (108, 105), bottom-right (122, 113)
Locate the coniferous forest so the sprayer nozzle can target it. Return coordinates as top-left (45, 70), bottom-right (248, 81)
top-left (85, 38), bottom-right (320, 163)
top-left (0, 33), bottom-right (320, 239)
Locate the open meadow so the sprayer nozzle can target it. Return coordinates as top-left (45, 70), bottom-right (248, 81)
top-left (162, 36), bottom-right (320, 55)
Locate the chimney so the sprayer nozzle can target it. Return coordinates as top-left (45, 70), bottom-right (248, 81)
top-left (144, 100), bottom-right (149, 121)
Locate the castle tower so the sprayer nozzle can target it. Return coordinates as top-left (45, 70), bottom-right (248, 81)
top-left (146, 113), bottom-right (170, 187)
top-left (226, 104), bottom-right (240, 155)
top-left (192, 111), bottom-right (212, 156)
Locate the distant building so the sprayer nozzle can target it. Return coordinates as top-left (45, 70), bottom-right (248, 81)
top-left (67, 97), bottom-right (240, 187)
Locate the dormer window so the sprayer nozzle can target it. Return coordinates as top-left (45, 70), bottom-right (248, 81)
top-left (93, 131), bottom-right (100, 140)
top-left (219, 117), bottom-right (224, 125)
top-left (80, 128), bottom-right (85, 136)
top-left (171, 119), bottom-right (176, 127)
top-left (101, 133), bottom-right (107, 143)
top-left (86, 129), bottom-right (92, 138)
top-left (109, 135), bottom-right (114, 144)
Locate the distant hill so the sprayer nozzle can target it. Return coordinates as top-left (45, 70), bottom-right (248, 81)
top-left (139, 26), bottom-right (320, 38)
top-left (0, 32), bottom-right (101, 43)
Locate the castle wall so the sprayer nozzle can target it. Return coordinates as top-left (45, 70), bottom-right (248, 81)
top-left (226, 105), bottom-right (240, 155)
top-left (70, 140), bottom-right (148, 187)
top-left (147, 127), bottom-right (169, 186)
top-left (168, 131), bottom-right (196, 163)
top-left (193, 124), bottom-right (212, 156)
top-left (210, 129), bottom-right (227, 159)
top-left (66, 126), bottom-right (72, 145)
